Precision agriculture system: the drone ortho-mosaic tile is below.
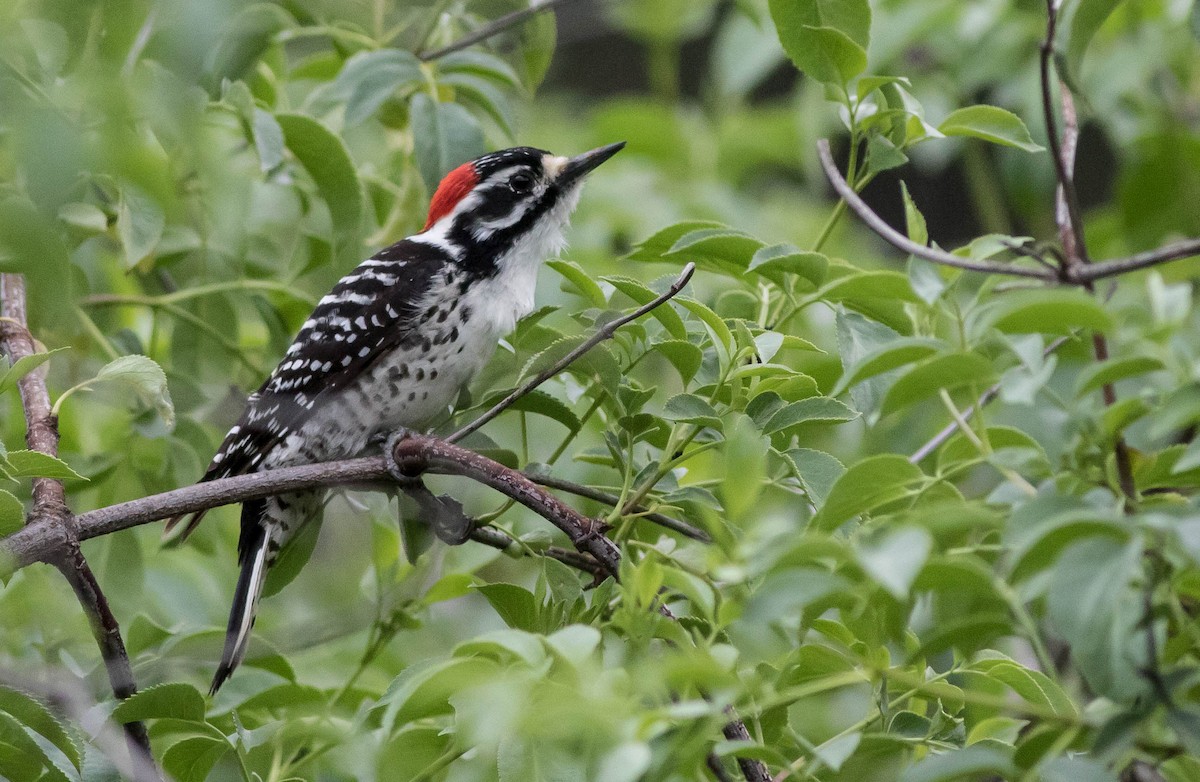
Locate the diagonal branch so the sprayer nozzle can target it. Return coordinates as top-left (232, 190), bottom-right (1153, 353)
top-left (418, 0), bottom-right (579, 61)
top-left (449, 262), bottom-right (695, 443)
top-left (0, 274), bottom-right (155, 774)
top-left (815, 141), bottom-right (1057, 280)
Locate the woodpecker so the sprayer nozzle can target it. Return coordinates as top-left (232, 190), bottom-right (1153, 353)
top-left (170, 142), bottom-right (625, 692)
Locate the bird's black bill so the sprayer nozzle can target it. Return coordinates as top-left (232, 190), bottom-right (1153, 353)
top-left (559, 141), bottom-right (626, 185)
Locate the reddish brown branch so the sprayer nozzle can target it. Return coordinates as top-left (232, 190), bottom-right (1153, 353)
top-left (1038, 4), bottom-right (1137, 504)
top-left (815, 141), bottom-right (1056, 280)
top-left (0, 274), bottom-right (155, 774)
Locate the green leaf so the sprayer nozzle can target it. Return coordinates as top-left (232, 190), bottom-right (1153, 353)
top-left (263, 506), bottom-right (321, 596)
top-left (519, 336), bottom-right (621, 398)
top-left (665, 228), bottom-right (764, 278)
top-left (898, 743), bottom-right (1016, 782)
top-left (1006, 505), bottom-right (1129, 582)
top-left (4, 451), bottom-right (83, 480)
top-left (880, 352), bottom-right (995, 416)
top-left (856, 526), bottom-right (932, 599)
top-left (95, 355), bottom-right (175, 428)
top-left (163, 736), bottom-right (229, 782)
top-left (441, 72), bottom-right (516, 137)
top-left (1060, 0), bottom-right (1123, 78)
top-left (410, 93), bottom-right (487, 194)
top-left (0, 490), bottom-right (23, 536)
top-left (376, 657), bottom-right (498, 731)
top-left (0, 686), bottom-right (80, 771)
top-left (480, 389), bottom-right (580, 432)
top-left (676, 297), bottom-right (734, 367)
top-left (761, 397), bottom-right (858, 435)
top-left (252, 108), bottom-right (285, 172)
top-left (627, 221), bottom-right (725, 264)
top-left (112, 682), bottom-right (205, 723)
top-left (813, 454), bottom-right (924, 530)
top-left (474, 582), bottom-right (539, 631)
top-left (663, 393), bottom-right (722, 430)
top-left (832, 337), bottom-right (944, 397)
top-left (747, 244), bottom-right (829, 287)
top-left (975, 288), bottom-right (1112, 336)
top-left (782, 448), bottom-right (845, 508)
top-left (0, 348), bottom-right (68, 394)
top-left (1047, 538), bottom-right (1147, 700)
top-left (603, 275), bottom-right (687, 339)
top-left (335, 49), bottom-right (422, 127)
top-left (277, 112), bottom-right (364, 260)
top-left (1075, 356), bottom-right (1164, 398)
top-left (900, 181), bottom-right (928, 245)
top-left (722, 414), bottom-right (768, 522)
top-left (437, 51), bottom-right (522, 87)
top-left (651, 339), bottom-right (703, 383)
top-left (0, 709), bottom-right (70, 782)
top-left (769, 0), bottom-right (871, 86)
top-left (799, 25), bottom-right (868, 86)
top-left (116, 183), bottom-right (165, 269)
top-left (0, 198), bottom-right (73, 326)
top-left (57, 202), bottom-right (107, 233)
top-left (938, 105), bottom-right (1044, 153)
top-left (548, 260), bottom-right (607, 307)
top-left (818, 269), bottom-right (920, 305)
top-left (967, 654), bottom-right (1078, 717)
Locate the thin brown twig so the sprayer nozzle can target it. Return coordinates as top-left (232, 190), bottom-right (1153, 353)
top-left (815, 141), bottom-right (1056, 280)
top-left (417, 0), bottom-right (578, 61)
top-left (449, 262), bottom-right (695, 443)
top-left (0, 274), bottom-right (155, 774)
top-left (816, 139), bottom-right (1200, 285)
top-left (526, 471), bottom-right (711, 542)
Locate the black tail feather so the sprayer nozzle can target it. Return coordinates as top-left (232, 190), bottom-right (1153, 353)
top-left (210, 499), bottom-right (269, 694)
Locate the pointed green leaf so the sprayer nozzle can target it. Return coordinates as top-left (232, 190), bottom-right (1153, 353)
top-left (112, 682), bottom-right (205, 723)
top-left (0, 490), bottom-right (23, 536)
top-left (938, 105), bottom-right (1043, 153)
top-left (0, 348), bottom-right (68, 394)
top-left (95, 355), bottom-right (175, 428)
top-left (4, 451), bottom-right (83, 480)
top-left (813, 454), bottom-right (924, 530)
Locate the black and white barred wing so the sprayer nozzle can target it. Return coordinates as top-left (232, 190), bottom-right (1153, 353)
top-left (168, 242), bottom-right (448, 532)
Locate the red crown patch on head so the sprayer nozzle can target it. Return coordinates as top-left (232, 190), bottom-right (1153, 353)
top-left (424, 162), bottom-right (479, 230)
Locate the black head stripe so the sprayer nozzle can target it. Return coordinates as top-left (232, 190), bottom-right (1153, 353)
top-left (471, 147), bottom-right (548, 180)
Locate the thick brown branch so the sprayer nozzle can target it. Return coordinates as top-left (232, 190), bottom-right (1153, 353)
top-left (816, 141), bottom-right (1056, 280)
top-left (417, 0), bottom-right (578, 61)
top-left (449, 262), bottom-right (695, 443)
top-left (389, 436), bottom-right (623, 576)
top-left (0, 274), bottom-right (154, 774)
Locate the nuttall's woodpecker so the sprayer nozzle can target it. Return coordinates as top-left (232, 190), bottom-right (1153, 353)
top-left (169, 142), bottom-right (625, 692)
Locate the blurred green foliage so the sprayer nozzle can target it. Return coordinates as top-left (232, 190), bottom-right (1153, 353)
top-left (2, 0), bottom-right (1200, 780)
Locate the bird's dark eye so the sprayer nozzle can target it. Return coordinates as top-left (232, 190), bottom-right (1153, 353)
top-left (509, 171), bottom-right (536, 193)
